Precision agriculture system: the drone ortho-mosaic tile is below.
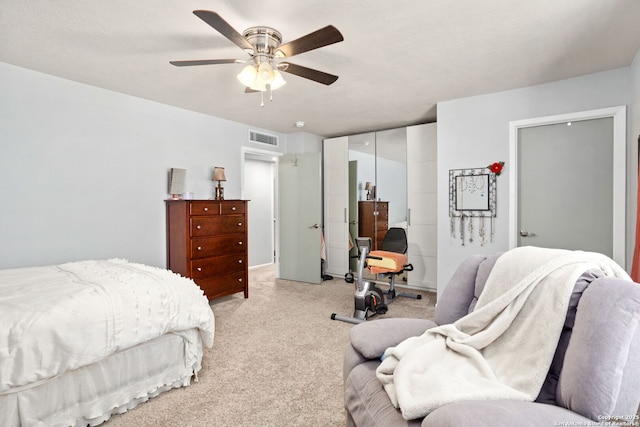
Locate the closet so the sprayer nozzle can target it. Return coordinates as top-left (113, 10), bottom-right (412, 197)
top-left (323, 123), bottom-right (437, 292)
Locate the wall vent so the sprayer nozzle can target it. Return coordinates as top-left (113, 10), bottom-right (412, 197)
top-left (249, 130), bottom-right (279, 147)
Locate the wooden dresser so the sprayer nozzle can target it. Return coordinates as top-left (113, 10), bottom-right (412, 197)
top-left (358, 201), bottom-right (388, 250)
top-left (165, 199), bottom-right (248, 300)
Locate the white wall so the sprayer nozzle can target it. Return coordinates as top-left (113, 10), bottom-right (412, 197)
top-left (437, 67), bottom-right (633, 298)
top-left (0, 62), bottom-right (289, 269)
top-left (375, 156), bottom-right (407, 225)
top-left (286, 131), bottom-right (324, 154)
top-left (348, 150), bottom-right (375, 201)
top-left (346, 150), bottom-right (407, 224)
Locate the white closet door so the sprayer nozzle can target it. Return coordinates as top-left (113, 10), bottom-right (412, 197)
top-left (407, 123), bottom-right (437, 292)
top-left (323, 136), bottom-right (350, 276)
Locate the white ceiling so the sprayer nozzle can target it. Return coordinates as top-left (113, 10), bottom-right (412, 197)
top-left (2, 1), bottom-right (639, 138)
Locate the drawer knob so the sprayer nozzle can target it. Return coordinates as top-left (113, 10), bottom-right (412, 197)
top-left (238, 241), bottom-right (243, 245)
top-left (238, 278), bottom-right (243, 282)
top-left (196, 225), bottom-right (201, 230)
top-left (232, 206), bottom-right (236, 211)
top-left (197, 246), bottom-right (202, 251)
top-left (196, 267), bottom-right (202, 272)
top-left (238, 260), bottom-right (243, 264)
top-left (237, 222), bottom-right (242, 227)
top-left (203, 207), bottom-right (208, 212)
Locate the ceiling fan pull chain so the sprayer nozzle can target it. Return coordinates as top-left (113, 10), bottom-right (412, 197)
top-left (269, 84), bottom-right (274, 102)
top-left (260, 90), bottom-right (264, 107)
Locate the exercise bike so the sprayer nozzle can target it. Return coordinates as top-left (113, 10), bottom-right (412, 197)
top-left (331, 229), bottom-right (422, 324)
top-left (331, 237), bottom-right (389, 324)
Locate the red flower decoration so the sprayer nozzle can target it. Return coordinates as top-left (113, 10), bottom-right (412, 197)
top-left (488, 161), bottom-right (505, 176)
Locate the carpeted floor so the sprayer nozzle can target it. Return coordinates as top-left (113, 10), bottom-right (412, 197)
top-left (104, 265), bottom-right (436, 427)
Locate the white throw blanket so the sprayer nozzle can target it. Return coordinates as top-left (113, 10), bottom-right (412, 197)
top-left (376, 246), bottom-right (630, 420)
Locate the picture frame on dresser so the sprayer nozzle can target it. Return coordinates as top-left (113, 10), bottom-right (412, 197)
top-left (165, 199), bottom-right (249, 300)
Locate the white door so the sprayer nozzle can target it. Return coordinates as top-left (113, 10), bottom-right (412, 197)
top-left (509, 107), bottom-right (626, 266)
top-left (407, 123), bottom-right (438, 292)
top-left (278, 153), bottom-right (322, 284)
top-left (323, 136), bottom-right (350, 276)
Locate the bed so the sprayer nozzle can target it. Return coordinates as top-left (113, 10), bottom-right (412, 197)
top-left (0, 258), bottom-right (214, 427)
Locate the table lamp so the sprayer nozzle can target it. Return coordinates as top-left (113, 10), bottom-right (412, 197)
top-left (212, 167), bottom-right (226, 200)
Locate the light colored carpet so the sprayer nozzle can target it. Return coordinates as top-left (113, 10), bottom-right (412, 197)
top-left (104, 265), bottom-right (436, 426)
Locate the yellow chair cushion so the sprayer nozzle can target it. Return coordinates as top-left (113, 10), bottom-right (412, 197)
top-left (367, 251), bottom-right (408, 274)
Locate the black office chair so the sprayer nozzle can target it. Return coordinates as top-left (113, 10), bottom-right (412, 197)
top-left (367, 227), bottom-right (421, 302)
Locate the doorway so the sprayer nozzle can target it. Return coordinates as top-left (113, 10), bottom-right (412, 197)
top-left (242, 148), bottom-right (280, 268)
top-left (508, 106), bottom-right (626, 266)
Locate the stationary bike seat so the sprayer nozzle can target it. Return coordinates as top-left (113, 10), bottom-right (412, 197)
top-left (367, 251), bottom-right (408, 275)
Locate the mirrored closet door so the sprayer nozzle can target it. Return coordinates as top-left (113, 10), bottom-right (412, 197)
top-left (325, 123), bottom-right (436, 291)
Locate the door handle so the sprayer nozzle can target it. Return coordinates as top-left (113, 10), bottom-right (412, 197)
top-left (520, 230), bottom-right (535, 237)
top-left (308, 223), bottom-right (320, 229)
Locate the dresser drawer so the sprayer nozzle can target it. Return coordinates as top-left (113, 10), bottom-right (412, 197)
top-left (191, 215), bottom-right (246, 236)
top-left (196, 271), bottom-right (246, 300)
top-left (189, 201), bottom-right (220, 216)
top-left (190, 253), bottom-right (246, 279)
top-left (191, 234), bottom-right (246, 259)
top-left (221, 202), bottom-right (245, 215)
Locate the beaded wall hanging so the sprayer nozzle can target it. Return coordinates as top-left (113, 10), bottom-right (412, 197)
top-left (449, 166), bottom-right (498, 246)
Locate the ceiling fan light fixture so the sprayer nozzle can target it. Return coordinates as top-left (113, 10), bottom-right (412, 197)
top-left (257, 61), bottom-right (275, 84)
top-left (270, 70), bottom-right (287, 90)
top-left (237, 64), bottom-right (257, 87)
top-left (249, 79), bottom-right (267, 92)
top-left (239, 61), bottom-right (285, 92)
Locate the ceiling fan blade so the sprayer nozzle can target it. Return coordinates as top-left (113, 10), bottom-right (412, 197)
top-left (279, 62), bottom-right (338, 85)
top-left (193, 10), bottom-right (254, 51)
top-left (170, 59), bottom-right (243, 67)
top-left (276, 25), bottom-right (343, 57)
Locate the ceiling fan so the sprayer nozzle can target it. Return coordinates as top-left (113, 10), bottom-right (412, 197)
top-left (170, 10), bottom-right (344, 102)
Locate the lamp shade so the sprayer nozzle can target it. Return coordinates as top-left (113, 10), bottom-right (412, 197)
top-left (364, 181), bottom-right (373, 191)
top-left (212, 167), bottom-right (226, 182)
top-left (169, 168), bottom-right (187, 195)
top-left (269, 70), bottom-right (287, 90)
top-left (238, 61), bottom-right (286, 92)
top-left (237, 65), bottom-right (257, 87)
top-left (257, 61), bottom-right (275, 84)
top-left (249, 78), bottom-right (267, 92)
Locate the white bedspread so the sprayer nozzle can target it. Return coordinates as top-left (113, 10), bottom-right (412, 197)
top-left (0, 259), bottom-right (214, 393)
top-left (376, 246), bottom-right (630, 420)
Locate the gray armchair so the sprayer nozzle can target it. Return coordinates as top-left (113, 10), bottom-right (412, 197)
top-left (344, 254), bottom-right (640, 426)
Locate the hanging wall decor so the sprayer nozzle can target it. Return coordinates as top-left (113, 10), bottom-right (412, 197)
top-left (449, 166), bottom-right (498, 246)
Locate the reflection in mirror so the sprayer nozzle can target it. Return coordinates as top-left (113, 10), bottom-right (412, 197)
top-left (375, 128), bottom-right (407, 228)
top-left (348, 128), bottom-right (407, 274)
top-left (348, 133), bottom-right (376, 271)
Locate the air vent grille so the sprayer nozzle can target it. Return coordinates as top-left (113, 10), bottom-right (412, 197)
top-left (249, 130), bottom-right (279, 147)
